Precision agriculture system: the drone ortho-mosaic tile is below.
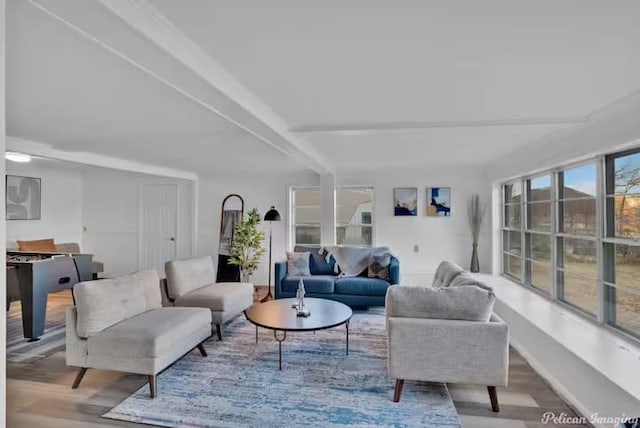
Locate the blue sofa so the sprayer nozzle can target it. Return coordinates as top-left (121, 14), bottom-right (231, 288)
top-left (274, 246), bottom-right (400, 308)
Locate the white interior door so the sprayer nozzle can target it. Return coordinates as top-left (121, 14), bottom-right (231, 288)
top-left (140, 184), bottom-right (178, 277)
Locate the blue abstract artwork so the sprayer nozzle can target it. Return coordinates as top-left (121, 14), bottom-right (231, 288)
top-left (427, 187), bottom-right (451, 217)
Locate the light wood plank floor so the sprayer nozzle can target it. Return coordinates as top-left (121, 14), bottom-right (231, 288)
top-left (6, 289), bottom-right (589, 428)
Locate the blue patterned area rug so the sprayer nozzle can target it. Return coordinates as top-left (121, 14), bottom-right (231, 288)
top-left (103, 310), bottom-right (461, 428)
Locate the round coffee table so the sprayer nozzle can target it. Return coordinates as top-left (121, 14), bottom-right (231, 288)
top-left (244, 298), bottom-right (353, 370)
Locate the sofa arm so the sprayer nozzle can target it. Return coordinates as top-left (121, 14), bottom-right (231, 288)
top-left (387, 314), bottom-right (509, 386)
top-left (389, 256), bottom-right (400, 285)
top-left (65, 307), bottom-right (88, 368)
top-left (274, 261), bottom-right (287, 299)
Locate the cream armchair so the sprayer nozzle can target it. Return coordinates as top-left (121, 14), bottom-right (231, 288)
top-left (385, 284), bottom-right (509, 412)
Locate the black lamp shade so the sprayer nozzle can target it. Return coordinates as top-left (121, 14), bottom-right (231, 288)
top-left (264, 206), bottom-right (281, 222)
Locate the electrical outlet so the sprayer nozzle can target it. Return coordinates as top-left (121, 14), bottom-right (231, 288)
top-left (414, 245), bottom-right (419, 253)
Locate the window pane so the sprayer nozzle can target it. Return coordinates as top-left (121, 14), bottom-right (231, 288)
top-left (613, 244), bottom-right (640, 292)
top-left (528, 202), bottom-right (551, 231)
top-left (613, 151), bottom-right (640, 196)
top-left (529, 175), bottom-right (551, 202)
top-left (560, 237), bottom-right (597, 278)
top-left (528, 233), bottom-right (551, 261)
top-left (295, 226), bottom-right (320, 245)
top-left (503, 230), bottom-right (521, 255)
top-left (561, 163), bottom-right (597, 198)
top-left (337, 188), bottom-right (373, 225)
top-left (609, 286), bottom-right (640, 337)
top-left (504, 254), bottom-right (521, 279)
top-left (295, 206), bottom-right (321, 224)
top-left (505, 182), bottom-right (522, 204)
top-left (337, 226), bottom-right (373, 246)
top-left (505, 204), bottom-right (521, 228)
top-left (529, 261), bottom-right (551, 294)
top-left (560, 198), bottom-right (596, 235)
top-left (609, 195), bottom-right (640, 239)
top-left (559, 272), bottom-right (597, 315)
top-left (293, 188), bottom-right (321, 205)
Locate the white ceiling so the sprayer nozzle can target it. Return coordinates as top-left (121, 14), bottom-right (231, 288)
top-left (7, 0), bottom-right (640, 175)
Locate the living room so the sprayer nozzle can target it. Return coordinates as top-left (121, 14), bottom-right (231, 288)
top-left (2, 1), bottom-right (640, 427)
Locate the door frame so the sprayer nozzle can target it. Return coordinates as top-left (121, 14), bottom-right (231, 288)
top-left (137, 183), bottom-right (180, 273)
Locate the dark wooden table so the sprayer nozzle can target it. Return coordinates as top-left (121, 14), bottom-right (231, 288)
top-left (244, 297), bottom-right (353, 369)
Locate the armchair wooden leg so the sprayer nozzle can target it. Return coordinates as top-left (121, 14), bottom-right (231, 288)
top-left (148, 374), bottom-right (157, 398)
top-left (393, 379), bottom-right (404, 402)
top-left (71, 367), bottom-right (88, 389)
top-left (215, 324), bottom-right (222, 341)
top-left (488, 386), bottom-right (499, 412)
top-left (196, 343), bottom-right (207, 357)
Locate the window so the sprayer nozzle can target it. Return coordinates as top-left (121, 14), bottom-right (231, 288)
top-left (525, 175), bottom-right (552, 294)
top-left (336, 187), bottom-right (374, 246)
top-left (604, 150), bottom-right (640, 337)
top-left (501, 147), bottom-right (640, 340)
top-left (557, 163), bottom-right (598, 315)
top-left (291, 187), bottom-right (321, 246)
top-left (502, 181), bottom-right (523, 280)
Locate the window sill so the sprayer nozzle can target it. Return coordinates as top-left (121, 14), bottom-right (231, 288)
top-left (471, 273), bottom-right (640, 402)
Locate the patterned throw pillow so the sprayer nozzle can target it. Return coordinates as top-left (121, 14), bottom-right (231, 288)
top-left (368, 252), bottom-right (391, 281)
top-left (286, 252), bottom-right (311, 276)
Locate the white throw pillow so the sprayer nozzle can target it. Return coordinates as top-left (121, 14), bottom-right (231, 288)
top-left (286, 251), bottom-right (311, 276)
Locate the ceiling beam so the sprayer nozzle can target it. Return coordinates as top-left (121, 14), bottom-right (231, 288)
top-left (7, 137), bottom-right (198, 181)
top-left (27, 0), bottom-right (334, 176)
top-left (290, 116), bottom-right (587, 136)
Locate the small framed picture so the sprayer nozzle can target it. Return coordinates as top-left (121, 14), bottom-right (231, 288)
top-left (426, 187), bottom-right (451, 217)
top-left (394, 187), bottom-right (418, 216)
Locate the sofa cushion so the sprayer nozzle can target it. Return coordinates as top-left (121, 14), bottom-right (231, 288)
top-left (17, 238), bottom-right (56, 252)
top-left (449, 273), bottom-right (493, 292)
top-left (286, 251), bottom-right (311, 276)
top-left (432, 261), bottom-right (465, 287)
top-left (295, 245), bottom-right (336, 275)
top-left (368, 252), bottom-right (391, 281)
top-left (165, 256), bottom-right (215, 299)
top-left (174, 282), bottom-right (254, 312)
top-left (87, 307), bottom-right (211, 359)
top-left (282, 276), bottom-right (335, 294)
top-left (74, 269), bottom-right (162, 338)
top-left (386, 285), bottom-right (495, 322)
top-left (335, 276), bottom-right (390, 296)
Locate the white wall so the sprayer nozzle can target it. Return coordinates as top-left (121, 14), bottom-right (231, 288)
top-left (82, 167), bottom-right (193, 277)
top-left (196, 171), bottom-right (319, 285)
top-left (338, 166), bottom-right (492, 284)
top-left (5, 158), bottom-right (83, 247)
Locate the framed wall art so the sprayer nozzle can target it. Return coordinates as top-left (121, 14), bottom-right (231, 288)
top-left (426, 187), bottom-right (451, 217)
top-left (6, 175), bottom-right (41, 220)
top-left (394, 187), bottom-right (417, 216)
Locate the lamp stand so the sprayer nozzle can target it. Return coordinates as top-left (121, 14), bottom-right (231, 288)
top-left (261, 222), bottom-right (274, 302)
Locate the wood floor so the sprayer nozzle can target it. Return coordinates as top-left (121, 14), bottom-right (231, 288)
top-left (6, 289), bottom-right (589, 428)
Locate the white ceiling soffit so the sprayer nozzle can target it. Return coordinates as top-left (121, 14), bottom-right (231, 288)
top-left (8, 0), bottom-right (333, 175)
top-left (149, 0), bottom-right (640, 167)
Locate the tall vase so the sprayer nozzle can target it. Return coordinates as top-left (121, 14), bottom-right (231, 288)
top-left (470, 243), bottom-right (480, 273)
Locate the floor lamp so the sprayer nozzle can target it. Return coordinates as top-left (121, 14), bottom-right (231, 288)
top-left (262, 206), bottom-right (281, 302)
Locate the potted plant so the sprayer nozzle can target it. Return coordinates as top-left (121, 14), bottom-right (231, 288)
top-left (228, 208), bottom-right (266, 282)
